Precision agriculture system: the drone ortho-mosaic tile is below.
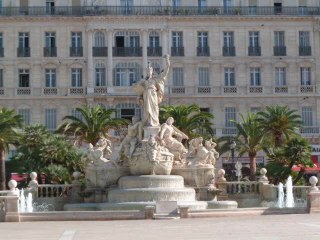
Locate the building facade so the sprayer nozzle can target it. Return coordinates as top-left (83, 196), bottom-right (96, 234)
top-left (0, 0), bottom-right (320, 143)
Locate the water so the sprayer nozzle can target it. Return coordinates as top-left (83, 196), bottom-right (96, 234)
top-left (285, 176), bottom-right (294, 208)
top-left (26, 192), bottom-right (33, 212)
top-left (276, 183), bottom-right (284, 208)
top-left (19, 189), bottom-right (26, 213)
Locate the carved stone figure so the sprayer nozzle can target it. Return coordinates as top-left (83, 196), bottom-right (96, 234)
top-left (134, 55), bottom-right (170, 127)
top-left (118, 116), bottom-right (143, 159)
top-left (188, 137), bottom-right (219, 167)
top-left (159, 117), bottom-right (189, 163)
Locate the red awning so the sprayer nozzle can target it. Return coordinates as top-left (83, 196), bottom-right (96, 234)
top-left (292, 164), bottom-right (320, 172)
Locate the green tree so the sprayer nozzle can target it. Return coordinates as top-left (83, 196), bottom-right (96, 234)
top-left (159, 104), bottom-right (215, 139)
top-left (0, 108), bottom-right (23, 190)
top-left (257, 105), bottom-right (302, 147)
top-left (57, 105), bottom-right (128, 145)
top-left (11, 125), bottom-right (83, 184)
top-left (219, 113), bottom-right (265, 180)
top-left (266, 137), bottom-right (313, 184)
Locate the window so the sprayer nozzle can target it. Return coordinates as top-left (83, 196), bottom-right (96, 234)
top-left (129, 36), bottom-right (140, 48)
top-left (149, 32), bottom-right (160, 48)
top-left (113, 63), bottom-right (140, 87)
top-left (116, 103), bottom-right (141, 121)
top-left (95, 63), bottom-right (106, 87)
top-left (223, 32), bottom-right (234, 47)
top-left (0, 69), bottom-right (3, 87)
top-left (72, 108), bottom-right (83, 121)
top-left (199, 67), bottom-right (209, 86)
top-left (19, 32), bottom-right (29, 48)
top-left (301, 67), bottom-right (311, 85)
top-left (46, 0), bottom-right (55, 14)
top-left (19, 69), bottom-right (29, 87)
top-left (198, 0), bottom-right (206, 12)
top-left (225, 107), bottom-right (236, 127)
top-left (45, 69), bottom-right (56, 87)
top-left (173, 68), bottom-right (184, 86)
top-left (45, 32), bottom-right (56, 48)
top-left (172, 32), bottom-right (183, 48)
top-left (299, 0), bottom-right (307, 15)
top-left (224, 68), bottom-right (235, 86)
top-left (71, 68), bottom-right (82, 87)
top-left (94, 31), bottom-right (105, 47)
top-left (45, 109), bottom-right (57, 132)
top-left (250, 68), bottom-right (261, 86)
top-left (120, 0), bottom-right (133, 14)
top-left (275, 67), bottom-right (286, 86)
top-left (274, 31), bottom-right (285, 46)
top-left (0, 33), bottom-right (3, 48)
top-left (198, 32), bottom-right (208, 48)
top-left (248, 0), bottom-right (257, 15)
top-left (18, 109), bottom-right (30, 126)
top-left (71, 32), bottom-right (82, 48)
top-left (302, 107), bottom-right (313, 126)
top-left (172, 0), bottom-right (180, 8)
top-left (299, 31), bottom-right (310, 47)
top-left (249, 31), bottom-right (259, 47)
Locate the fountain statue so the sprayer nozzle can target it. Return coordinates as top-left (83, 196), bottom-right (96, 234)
top-left (67, 55), bottom-right (234, 212)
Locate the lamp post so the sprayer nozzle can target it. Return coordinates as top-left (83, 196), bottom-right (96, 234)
top-left (230, 141), bottom-right (236, 177)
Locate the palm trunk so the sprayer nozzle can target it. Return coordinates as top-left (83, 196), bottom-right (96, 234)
top-left (0, 150), bottom-right (6, 190)
top-left (249, 153), bottom-right (257, 181)
top-left (275, 134), bottom-right (282, 147)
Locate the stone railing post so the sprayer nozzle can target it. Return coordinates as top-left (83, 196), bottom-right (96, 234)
top-left (5, 180), bottom-right (20, 222)
top-left (71, 172), bottom-right (82, 203)
top-left (216, 169), bottom-right (228, 200)
top-left (307, 176), bottom-right (320, 213)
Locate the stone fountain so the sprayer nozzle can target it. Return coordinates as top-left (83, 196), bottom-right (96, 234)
top-left (65, 56), bottom-right (237, 212)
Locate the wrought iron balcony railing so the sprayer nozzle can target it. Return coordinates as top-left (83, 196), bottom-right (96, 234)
top-left (113, 47), bottom-right (142, 57)
top-left (223, 46), bottom-right (236, 56)
top-left (93, 47), bottom-right (108, 57)
top-left (0, 6), bottom-right (320, 17)
top-left (171, 47), bottom-right (184, 57)
top-left (273, 46), bottom-right (286, 56)
top-left (147, 47), bottom-right (162, 57)
top-left (248, 46), bottom-right (261, 56)
top-left (70, 47), bottom-right (83, 57)
top-left (299, 46), bottom-right (312, 56)
top-left (43, 47), bottom-right (57, 57)
top-left (197, 46), bottom-right (210, 56)
top-left (17, 47), bottom-right (30, 57)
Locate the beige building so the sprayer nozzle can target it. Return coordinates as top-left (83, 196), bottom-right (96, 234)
top-left (0, 0), bottom-right (319, 145)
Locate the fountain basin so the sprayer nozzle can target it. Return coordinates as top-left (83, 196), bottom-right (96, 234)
top-left (118, 175), bottom-right (184, 189)
top-left (171, 166), bottom-right (215, 187)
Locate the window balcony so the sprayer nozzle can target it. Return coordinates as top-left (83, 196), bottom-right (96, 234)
top-left (223, 86), bottom-right (237, 94)
top-left (197, 46), bottom-right (210, 56)
top-left (299, 46), bottom-right (312, 56)
top-left (17, 47), bottom-right (30, 57)
top-left (147, 47), bottom-right (162, 57)
top-left (299, 85), bottom-right (314, 93)
top-left (43, 87), bottom-right (58, 95)
top-left (300, 126), bottom-right (320, 135)
top-left (70, 47), bottom-right (83, 57)
top-left (0, 48), bottom-right (4, 57)
top-left (69, 87), bottom-right (85, 95)
top-left (274, 86), bottom-right (288, 93)
top-left (274, 46), bottom-right (286, 56)
top-left (16, 87), bottom-right (31, 95)
top-left (223, 46), bottom-right (236, 57)
top-left (222, 127), bottom-right (237, 136)
top-left (248, 46), bottom-right (261, 56)
top-left (170, 86), bottom-right (185, 94)
top-left (113, 47), bottom-right (142, 57)
top-left (197, 86), bottom-right (211, 94)
top-left (94, 87), bottom-right (108, 95)
top-left (171, 47), bottom-right (184, 57)
top-left (93, 47), bottom-right (108, 57)
top-left (43, 47), bottom-right (57, 57)
top-left (248, 86), bottom-right (263, 93)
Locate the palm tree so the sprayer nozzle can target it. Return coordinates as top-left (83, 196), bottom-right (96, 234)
top-left (0, 108), bottom-right (23, 190)
top-left (57, 105), bottom-right (128, 145)
top-left (219, 113), bottom-right (264, 180)
top-left (159, 104), bottom-right (215, 139)
top-left (256, 105), bottom-right (302, 148)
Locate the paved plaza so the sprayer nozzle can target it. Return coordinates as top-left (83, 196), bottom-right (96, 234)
top-left (1, 214), bottom-right (320, 240)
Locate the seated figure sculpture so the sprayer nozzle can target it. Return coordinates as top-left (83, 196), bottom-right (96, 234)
top-left (159, 117), bottom-right (189, 163)
top-left (118, 116), bottom-right (143, 159)
top-left (188, 137), bottom-right (219, 166)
